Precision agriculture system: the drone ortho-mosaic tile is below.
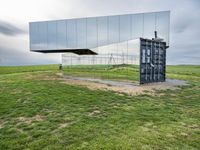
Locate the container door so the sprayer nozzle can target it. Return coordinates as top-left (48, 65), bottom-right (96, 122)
top-left (140, 38), bottom-right (166, 84)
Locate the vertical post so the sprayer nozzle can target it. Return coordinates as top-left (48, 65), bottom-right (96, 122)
top-left (155, 31), bottom-right (157, 39)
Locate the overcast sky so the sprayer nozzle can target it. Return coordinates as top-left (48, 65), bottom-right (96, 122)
top-left (0, 0), bottom-right (199, 66)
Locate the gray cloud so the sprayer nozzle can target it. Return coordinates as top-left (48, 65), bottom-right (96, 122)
top-left (0, 20), bottom-right (26, 36)
top-left (0, 46), bottom-right (60, 66)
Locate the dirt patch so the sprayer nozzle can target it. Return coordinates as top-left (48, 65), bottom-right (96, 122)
top-left (88, 110), bottom-right (101, 116)
top-left (16, 128), bottom-right (24, 133)
top-left (60, 74), bottom-right (188, 96)
top-left (180, 132), bottom-right (189, 137)
top-left (58, 123), bottom-right (70, 129)
top-left (52, 121), bottom-right (75, 133)
top-left (24, 72), bottom-right (61, 81)
top-left (140, 126), bottom-right (150, 132)
top-left (17, 115), bottom-right (45, 125)
top-left (10, 89), bottom-right (23, 95)
top-left (166, 133), bottom-right (174, 138)
top-left (0, 119), bottom-right (7, 129)
top-left (0, 122), bottom-right (4, 129)
top-left (188, 124), bottom-right (200, 129)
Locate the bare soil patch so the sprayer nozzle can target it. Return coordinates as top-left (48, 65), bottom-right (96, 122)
top-left (17, 115), bottom-right (45, 125)
top-left (88, 110), bottom-right (101, 117)
top-left (58, 123), bottom-right (70, 129)
top-left (52, 121), bottom-right (75, 133)
top-left (59, 74), bottom-right (188, 96)
top-left (0, 120), bottom-right (4, 129)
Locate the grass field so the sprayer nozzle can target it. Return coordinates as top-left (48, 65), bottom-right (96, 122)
top-left (0, 65), bottom-right (58, 75)
top-left (63, 64), bottom-right (140, 82)
top-left (0, 65), bottom-right (199, 149)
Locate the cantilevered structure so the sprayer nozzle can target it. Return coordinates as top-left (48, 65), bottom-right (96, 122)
top-left (29, 11), bottom-right (170, 84)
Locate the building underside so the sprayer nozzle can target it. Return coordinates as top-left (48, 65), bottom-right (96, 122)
top-left (31, 49), bottom-right (97, 55)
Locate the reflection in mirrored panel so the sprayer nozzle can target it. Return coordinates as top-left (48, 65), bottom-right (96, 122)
top-left (38, 22), bottom-right (47, 50)
top-left (29, 22), bottom-right (38, 50)
top-left (57, 20), bottom-right (67, 49)
top-left (97, 16), bottom-right (108, 47)
top-left (64, 39), bottom-right (140, 66)
top-left (67, 19), bottom-right (76, 48)
top-left (120, 14), bottom-right (131, 42)
top-left (143, 12), bottom-right (156, 39)
top-left (86, 17), bottom-right (97, 48)
top-left (132, 13), bottom-right (144, 39)
top-left (77, 18), bottom-right (86, 48)
top-left (127, 39), bottom-right (140, 65)
top-left (108, 16), bottom-right (119, 44)
top-left (156, 11), bottom-right (170, 46)
top-left (47, 21), bottom-right (57, 49)
top-left (30, 11), bottom-right (170, 51)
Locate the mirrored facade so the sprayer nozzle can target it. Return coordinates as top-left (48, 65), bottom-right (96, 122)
top-left (29, 11), bottom-right (170, 84)
top-left (29, 11), bottom-right (170, 51)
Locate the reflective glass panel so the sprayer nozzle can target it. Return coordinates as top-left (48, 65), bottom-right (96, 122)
top-left (38, 21), bottom-right (47, 50)
top-left (132, 13), bottom-right (143, 38)
top-left (156, 11), bottom-right (170, 45)
top-left (86, 17), bottom-right (97, 48)
top-left (77, 18), bottom-right (86, 48)
top-left (144, 12), bottom-right (156, 39)
top-left (30, 11), bottom-right (170, 50)
top-left (30, 22), bottom-right (39, 50)
top-left (47, 21), bottom-right (57, 49)
top-left (108, 16), bottom-right (119, 44)
top-left (120, 14), bottom-right (131, 42)
top-left (97, 16), bottom-right (108, 47)
top-left (57, 20), bottom-right (67, 49)
top-left (67, 19), bottom-right (76, 48)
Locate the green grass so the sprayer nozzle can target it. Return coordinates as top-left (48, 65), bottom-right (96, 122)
top-left (0, 65), bottom-right (199, 149)
top-left (64, 64), bottom-right (140, 82)
top-left (0, 64), bottom-right (59, 75)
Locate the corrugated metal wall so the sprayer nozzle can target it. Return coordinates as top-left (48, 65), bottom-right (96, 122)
top-left (140, 38), bottom-right (166, 84)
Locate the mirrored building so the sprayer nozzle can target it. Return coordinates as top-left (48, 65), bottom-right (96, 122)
top-left (29, 11), bottom-right (170, 84)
